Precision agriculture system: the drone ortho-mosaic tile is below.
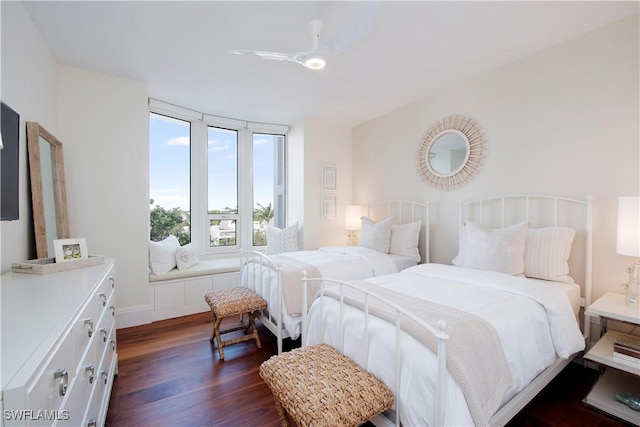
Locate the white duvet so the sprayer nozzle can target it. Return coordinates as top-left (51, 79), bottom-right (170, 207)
top-left (241, 246), bottom-right (399, 339)
top-left (303, 263), bottom-right (585, 426)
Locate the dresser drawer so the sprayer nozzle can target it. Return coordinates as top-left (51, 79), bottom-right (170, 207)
top-left (92, 301), bottom-right (115, 373)
top-left (90, 333), bottom-right (117, 427)
top-left (2, 329), bottom-right (75, 426)
top-left (72, 273), bottom-right (114, 364)
top-left (56, 371), bottom-right (91, 427)
top-left (72, 306), bottom-right (100, 364)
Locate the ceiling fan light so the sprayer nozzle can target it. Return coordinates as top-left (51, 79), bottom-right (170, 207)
top-left (304, 55), bottom-right (326, 70)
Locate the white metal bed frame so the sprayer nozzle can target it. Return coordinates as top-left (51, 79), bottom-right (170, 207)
top-left (300, 195), bottom-right (593, 426)
top-left (459, 195), bottom-right (593, 346)
top-left (240, 200), bottom-right (430, 355)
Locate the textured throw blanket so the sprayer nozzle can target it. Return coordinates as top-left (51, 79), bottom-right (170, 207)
top-left (323, 280), bottom-right (514, 427)
top-left (271, 254), bottom-right (322, 315)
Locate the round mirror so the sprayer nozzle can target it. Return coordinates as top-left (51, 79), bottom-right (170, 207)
top-left (427, 130), bottom-right (469, 176)
top-left (417, 115), bottom-right (487, 191)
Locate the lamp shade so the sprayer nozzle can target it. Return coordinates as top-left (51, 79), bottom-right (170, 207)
top-left (345, 205), bottom-right (362, 230)
top-left (617, 196), bottom-right (640, 257)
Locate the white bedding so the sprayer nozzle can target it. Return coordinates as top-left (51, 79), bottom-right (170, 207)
top-left (241, 246), bottom-right (403, 339)
top-left (303, 263), bottom-right (585, 426)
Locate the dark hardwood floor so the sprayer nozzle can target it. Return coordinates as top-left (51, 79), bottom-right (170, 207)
top-left (106, 312), bottom-right (631, 427)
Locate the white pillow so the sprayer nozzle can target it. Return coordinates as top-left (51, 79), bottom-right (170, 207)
top-left (454, 220), bottom-right (529, 275)
top-left (149, 235), bottom-right (180, 275)
top-left (266, 222), bottom-right (299, 255)
top-left (389, 220), bottom-right (422, 262)
top-left (360, 217), bottom-right (393, 253)
top-left (524, 227), bottom-right (576, 283)
top-left (175, 243), bottom-right (199, 271)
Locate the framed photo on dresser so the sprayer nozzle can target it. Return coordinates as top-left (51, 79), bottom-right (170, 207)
top-left (54, 238), bottom-right (89, 263)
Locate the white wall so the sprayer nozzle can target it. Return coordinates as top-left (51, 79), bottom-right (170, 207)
top-left (1, 4), bottom-right (151, 327)
top-left (353, 14), bottom-right (639, 301)
top-left (56, 66), bottom-right (151, 328)
top-left (287, 123), bottom-right (305, 247)
top-left (0, 2), bottom-right (58, 272)
top-left (301, 120), bottom-right (353, 249)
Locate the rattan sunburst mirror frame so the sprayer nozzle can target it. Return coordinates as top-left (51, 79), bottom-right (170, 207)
top-left (417, 115), bottom-right (487, 191)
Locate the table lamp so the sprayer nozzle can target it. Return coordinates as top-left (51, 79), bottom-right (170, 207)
top-left (617, 196), bottom-right (640, 306)
top-left (345, 205), bottom-right (362, 246)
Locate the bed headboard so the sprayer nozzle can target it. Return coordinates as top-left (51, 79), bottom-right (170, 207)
top-left (365, 200), bottom-right (430, 263)
top-left (459, 195), bottom-right (593, 335)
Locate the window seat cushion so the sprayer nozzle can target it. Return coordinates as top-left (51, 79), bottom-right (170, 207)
top-left (149, 257), bottom-right (240, 282)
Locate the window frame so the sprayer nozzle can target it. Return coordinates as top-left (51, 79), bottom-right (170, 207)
top-left (149, 99), bottom-right (288, 257)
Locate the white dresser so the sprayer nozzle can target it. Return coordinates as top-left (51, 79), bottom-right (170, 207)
top-left (1, 259), bottom-right (117, 427)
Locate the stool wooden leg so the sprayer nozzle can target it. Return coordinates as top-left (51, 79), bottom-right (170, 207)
top-left (213, 317), bottom-right (225, 360)
top-left (209, 312), bottom-right (218, 342)
top-left (250, 311), bottom-right (262, 349)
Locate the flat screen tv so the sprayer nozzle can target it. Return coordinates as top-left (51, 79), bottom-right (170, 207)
top-left (1, 101), bottom-right (20, 221)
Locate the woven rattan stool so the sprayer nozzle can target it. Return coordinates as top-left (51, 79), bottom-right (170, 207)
top-left (260, 343), bottom-right (394, 427)
top-left (204, 287), bottom-right (267, 360)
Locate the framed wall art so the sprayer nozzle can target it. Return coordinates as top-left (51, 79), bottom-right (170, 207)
top-left (321, 194), bottom-right (336, 221)
top-left (322, 165), bottom-right (337, 190)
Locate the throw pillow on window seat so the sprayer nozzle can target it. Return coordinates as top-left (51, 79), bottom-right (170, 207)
top-left (149, 234), bottom-right (180, 275)
top-left (175, 243), bottom-right (200, 271)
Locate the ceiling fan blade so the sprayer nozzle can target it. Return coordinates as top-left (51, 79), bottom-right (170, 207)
top-left (324, 2), bottom-right (381, 55)
top-left (254, 51), bottom-right (297, 61)
top-left (231, 49), bottom-right (309, 65)
top-left (232, 49), bottom-right (287, 60)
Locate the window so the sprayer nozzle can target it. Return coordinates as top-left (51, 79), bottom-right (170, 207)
top-left (149, 100), bottom-right (287, 255)
top-left (149, 113), bottom-right (191, 245)
top-left (208, 126), bottom-right (238, 248)
top-left (253, 133), bottom-right (285, 246)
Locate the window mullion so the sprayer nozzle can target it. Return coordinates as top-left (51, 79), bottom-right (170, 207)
top-left (190, 120), bottom-right (207, 256)
top-left (274, 136), bottom-right (286, 228)
top-left (238, 128), bottom-right (253, 249)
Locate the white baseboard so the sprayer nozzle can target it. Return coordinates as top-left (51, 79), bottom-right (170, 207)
top-left (152, 305), bottom-right (209, 322)
top-left (116, 304), bottom-right (152, 329)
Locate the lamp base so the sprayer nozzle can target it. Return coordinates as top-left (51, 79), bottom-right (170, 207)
top-left (624, 263), bottom-right (639, 306)
top-left (346, 232), bottom-right (359, 246)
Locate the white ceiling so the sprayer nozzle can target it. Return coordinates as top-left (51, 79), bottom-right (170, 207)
top-left (22, 1), bottom-right (639, 128)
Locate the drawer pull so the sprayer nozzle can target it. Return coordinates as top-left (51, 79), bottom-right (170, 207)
top-left (84, 318), bottom-right (94, 337)
top-left (54, 368), bottom-right (68, 396)
top-left (101, 370), bottom-right (109, 384)
top-left (99, 292), bottom-right (107, 306)
top-left (110, 339), bottom-right (116, 351)
top-left (87, 418), bottom-right (97, 427)
top-left (100, 328), bottom-right (108, 342)
top-left (85, 365), bottom-right (95, 384)
top-left (110, 305), bottom-right (116, 316)
top-left (109, 277), bottom-right (115, 288)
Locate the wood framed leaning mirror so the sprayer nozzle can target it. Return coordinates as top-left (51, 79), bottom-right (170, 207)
top-left (416, 115), bottom-right (487, 191)
top-left (27, 122), bottom-right (70, 259)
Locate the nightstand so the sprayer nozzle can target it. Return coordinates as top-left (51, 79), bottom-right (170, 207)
top-left (584, 292), bottom-right (640, 425)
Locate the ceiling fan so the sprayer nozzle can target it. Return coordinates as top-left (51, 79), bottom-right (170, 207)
top-left (231, 3), bottom-right (380, 71)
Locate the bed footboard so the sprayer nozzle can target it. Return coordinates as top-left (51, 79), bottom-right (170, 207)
top-left (240, 250), bottom-right (289, 354)
top-left (301, 276), bottom-right (449, 427)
